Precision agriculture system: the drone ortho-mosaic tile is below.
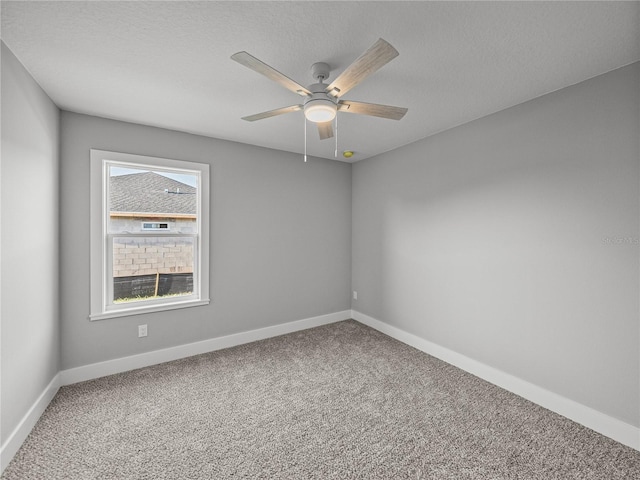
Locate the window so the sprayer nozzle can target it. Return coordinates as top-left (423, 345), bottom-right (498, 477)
top-left (90, 150), bottom-right (210, 320)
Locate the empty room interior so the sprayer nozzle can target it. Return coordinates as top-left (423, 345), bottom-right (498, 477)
top-left (1, 1), bottom-right (639, 478)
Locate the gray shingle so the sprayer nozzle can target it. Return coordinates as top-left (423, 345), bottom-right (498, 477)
top-left (109, 172), bottom-right (196, 215)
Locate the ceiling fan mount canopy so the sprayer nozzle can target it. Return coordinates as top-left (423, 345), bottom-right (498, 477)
top-left (231, 38), bottom-right (408, 139)
top-left (310, 62), bottom-right (331, 83)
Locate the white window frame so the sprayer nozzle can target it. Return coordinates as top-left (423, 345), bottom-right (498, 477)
top-left (90, 149), bottom-right (210, 320)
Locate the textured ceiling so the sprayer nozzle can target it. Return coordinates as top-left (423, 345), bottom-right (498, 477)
top-left (2, 1), bottom-right (638, 162)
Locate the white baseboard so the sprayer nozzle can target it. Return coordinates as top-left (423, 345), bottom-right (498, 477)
top-left (1, 373), bottom-right (61, 473)
top-left (61, 310), bottom-right (351, 386)
top-left (351, 309), bottom-right (640, 451)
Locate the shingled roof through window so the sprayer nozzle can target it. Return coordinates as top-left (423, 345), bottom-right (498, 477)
top-left (110, 172), bottom-right (196, 215)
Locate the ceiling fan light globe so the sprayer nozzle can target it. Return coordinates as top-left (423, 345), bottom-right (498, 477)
top-left (304, 99), bottom-right (337, 123)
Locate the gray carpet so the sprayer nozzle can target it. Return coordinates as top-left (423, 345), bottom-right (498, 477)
top-left (3, 320), bottom-right (639, 479)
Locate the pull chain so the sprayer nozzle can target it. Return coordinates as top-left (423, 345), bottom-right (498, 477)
top-left (304, 117), bottom-right (307, 162)
top-left (334, 113), bottom-right (338, 158)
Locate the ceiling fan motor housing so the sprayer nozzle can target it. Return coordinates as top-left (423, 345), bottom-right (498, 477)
top-left (304, 81), bottom-right (337, 122)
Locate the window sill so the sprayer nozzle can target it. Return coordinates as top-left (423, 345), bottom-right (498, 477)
top-left (89, 298), bottom-right (210, 321)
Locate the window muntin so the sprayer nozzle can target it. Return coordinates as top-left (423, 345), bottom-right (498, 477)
top-left (90, 150), bottom-right (209, 320)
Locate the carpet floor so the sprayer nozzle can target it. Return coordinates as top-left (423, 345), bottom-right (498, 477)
top-left (2, 320), bottom-right (639, 479)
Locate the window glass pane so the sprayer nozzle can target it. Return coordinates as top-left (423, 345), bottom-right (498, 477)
top-left (108, 165), bottom-right (198, 234)
top-left (112, 236), bottom-right (195, 303)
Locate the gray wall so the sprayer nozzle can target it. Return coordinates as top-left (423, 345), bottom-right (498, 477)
top-left (1, 43), bottom-right (60, 444)
top-left (352, 63), bottom-right (640, 427)
top-left (60, 112), bottom-right (352, 369)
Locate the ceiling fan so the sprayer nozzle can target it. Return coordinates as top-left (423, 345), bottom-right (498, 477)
top-left (231, 38), bottom-right (408, 141)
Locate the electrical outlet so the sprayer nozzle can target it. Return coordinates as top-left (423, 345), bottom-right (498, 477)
top-left (353, 291), bottom-right (358, 300)
top-left (138, 324), bottom-right (148, 338)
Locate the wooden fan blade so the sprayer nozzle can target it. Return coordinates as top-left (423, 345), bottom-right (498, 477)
top-left (241, 105), bottom-right (303, 122)
top-left (338, 100), bottom-right (407, 120)
top-left (231, 51), bottom-right (312, 97)
top-left (317, 121), bottom-right (334, 140)
top-left (325, 38), bottom-right (399, 97)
